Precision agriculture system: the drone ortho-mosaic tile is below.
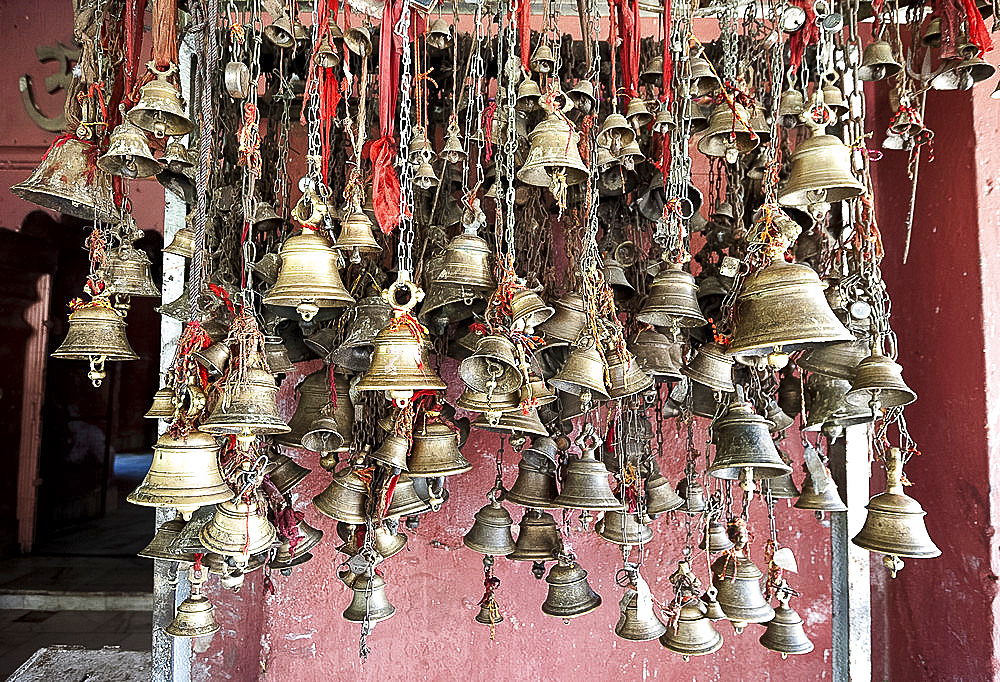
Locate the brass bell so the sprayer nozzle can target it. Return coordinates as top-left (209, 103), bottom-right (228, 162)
top-left (144, 387), bottom-right (177, 419)
top-left (505, 458), bottom-right (560, 509)
top-left (553, 446), bottom-right (622, 511)
top-left (932, 55), bottom-right (995, 90)
top-left (471, 406), bottom-right (548, 437)
top-left (653, 105), bottom-right (675, 134)
top-left (335, 211), bottom-right (381, 263)
top-left (682, 342), bottom-right (735, 392)
top-left (253, 202), bottom-right (284, 232)
top-left (164, 223), bottom-right (196, 258)
top-left (537, 291), bottom-right (588, 345)
top-left (464, 499), bottom-right (517, 555)
top-left (460, 334), bottom-right (523, 394)
top-left (760, 592), bottom-right (814, 658)
top-left (689, 56), bottom-right (721, 96)
top-left (128, 429), bottom-right (232, 519)
top-left (12, 137), bottom-right (117, 221)
top-left (510, 288), bottom-right (555, 332)
top-left (709, 401), bottom-right (792, 489)
top-left (426, 18), bottom-right (453, 49)
top-left (457, 387), bottom-right (521, 415)
top-left (275, 369), bottom-right (328, 448)
top-left (699, 519), bottom-right (735, 553)
top-left (139, 516), bottom-right (191, 562)
top-left (516, 79), bottom-right (543, 112)
top-left (638, 263), bottom-right (707, 330)
top-left (314, 466), bottom-right (369, 524)
top-left (98, 119), bottom-right (160, 178)
top-left (794, 462), bottom-right (846, 512)
top-left (263, 336), bottom-right (295, 375)
top-left (370, 433), bottom-right (410, 471)
top-left (852, 447), bottom-right (940, 576)
top-left (529, 43), bottom-right (555, 74)
top-left (797, 335), bottom-right (869, 379)
top-left (712, 550), bottom-right (774, 631)
top-left (343, 573), bottom-right (395, 623)
top-left (821, 83), bottom-right (849, 119)
top-left (262, 9), bottom-right (294, 48)
top-left (52, 302), bottom-right (138, 386)
top-left (201, 364), bottom-right (290, 437)
top-left (602, 257), bottom-right (634, 299)
top-left (697, 102), bottom-right (759, 160)
top-left (567, 80), bottom-right (597, 116)
top-left (549, 335), bottom-right (611, 403)
top-left (199, 496), bottom-right (277, 561)
top-left (645, 472), bottom-right (685, 515)
top-left (264, 230), bottom-right (355, 322)
top-left (922, 17), bottom-right (942, 47)
top-left (858, 39), bottom-right (902, 81)
top-left (408, 419), bottom-right (471, 477)
top-left (700, 590), bottom-right (727, 621)
top-left (660, 599), bottom-right (723, 659)
top-left (677, 476), bottom-right (708, 514)
top-left (440, 128), bottom-right (467, 164)
top-left (165, 572), bottom-right (220, 638)
top-left (804, 374), bottom-right (872, 435)
top-left (542, 554), bottom-right (602, 619)
top-left (385, 474), bottom-right (432, 517)
top-left (331, 296), bottom-right (394, 373)
top-left (517, 113), bottom-right (590, 190)
top-left (597, 113), bottom-right (636, 153)
top-left (764, 398), bottom-right (794, 433)
top-left (778, 131), bottom-right (865, 207)
top-left (127, 63), bottom-right (194, 137)
top-left (264, 452), bottom-right (311, 494)
top-left (629, 329), bottom-right (684, 379)
top-left (337, 522), bottom-right (407, 561)
top-left (269, 519), bottom-right (324, 570)
top-left (845, 353), bottom-right (917, 408)
top-left (778, 90), bottom-right (805, 128)
top-left (508, 509), bottom-right (561, 561)
top-left (727, 258), bottom-right (853, 360)
top-left (766, 471), bottom-right (802, 499)
top-left (625, 97), bottom-right (654, 129)
top-left (522, 372), bottom-right (557, 407)
top-left (102, 244), bottom-right (161, 298)
top-left (413, 159), bottom-right (440, 190)
top-left (641, 56), bottom-right (664, 86)
top-left (302, 416), bottom-right (345, 454)
top-left (616, 588), bottom-right (667, 641)
top-left (314, 36), bottom-right (340, 69)
top-left (343, 25), bottom-right (372, 56)
top-left (596, 509), bottom-right (653, 545)
top-left (476, 601), bottom-right (503, 626)
top-left (604, 347), bottom-right (654, 400)
top-left (690, 381), bottom-right (723, 419)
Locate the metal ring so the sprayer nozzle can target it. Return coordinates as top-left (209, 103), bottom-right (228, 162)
top-left (224, 62), bottom-right (251, 99)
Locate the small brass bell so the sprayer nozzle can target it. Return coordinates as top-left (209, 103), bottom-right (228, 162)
top-left (852, 448), bottom-right (940, 576)
top-left (300, 414), bottom-right (344, 454)
top-left (12, 137), bottom-right (117, 222)
top-left (370, 433), bottom-right (410, 471)
top-left (629, 329), bottom-right (684, 379)
top-left (343, 25), bottom-right (372, 56)
top-left (689, 56), bottom-right (721, 96)
top-left (759, 589), bottom-right (814, 657)
top-left (677, 476), bottom-right (708, 514)
top-left (440, 128), bottom-right (467, 164)
top-left (269, 519), bottom-right (324, 570)
top-left (139, 516), bottom-right (193, 562)
top-left (262, 7), bottom-right (294, 48)
top-left (549, 335), bottom-right (611, 403)
top-left (199, 496), bottom-right (277, 562)
top-left (766, 472), bottom-right (802, 499)
top-left (797, 336), bottom-right (869, 380)
top-left (508, 509), bottom-right (561, 561)
top-left (529, 43), bottom-right (555, 74)
top-left (616, 588), bottom-right (667, 641)
top-left (778, 90), bottom-right (806, 128)
top-left (660, 599), bottom-right (724, 658)
top-left (922, 17), bottom-right (942, 47)
top-left (408, 419), bottom-right (471, 477)
top-left (542, 554), bottom-right (602, 619)
top-left (596, 113), bottom-right (636, 152)
top-left (314, 36), bottom-right (340, 69)
top-left (253, 202), bottom-right (284, 232)
top-left (821, 83), bottom-right (849, 119)
top-left (128, 430), bottom-right (232, 519)
top-left (98, 119), bottom-right (160, 178)
top-left (313, 467), bottom-right (369, 525)
top-left (471, 406), bottom-right (548, 437)
top-left (709, 401), bottom-right (792, 489)
top-left (127, 63), bottom-right (194, 137)
top-left (567, 80), bottom-right (597, 116)
top-left (645, 473), bottom-right (685, 515)
top-left (778, 131), bottom-right (865, 207)
top-left (335, 211), bottom-right (381, 262)
top-left (264, 452), bottom-right (311, 494)
top-left (460, 334), bottom-right (523, 394)
top-left (144, 387), bottom-right (177, 420)
top-left (638, 263), bottom-right (707, 330)
top-left (845, 353), bottom-right (917, 408)
top-left (52, 302), bottom-right (138, 386)
top-left (858, 39), bottom-right (902, 81)
top-left (553, 445), bottom-right (622, 511)
top-left (802, 373), bottom-right (869, 434)
top-left (337, 522), bottom-right (407, 561)
top-left (604, 347), bottom-right (654, 400)
top-left (682, 342), bottom-right (736, 392)
top-left (331, 296), bottom-right (394, 373)
top-left (385, 474), bottom-right (432, 517)
top-left (505, 458), bottom-right (560, 509)
top-left (699, 519), bottom-right (735, 553)
top-left (596, 509), bottom-right (653, 545)
top-left (102, 244), bottom-right (161, 298)
top-left (932, 55), bottom-right (995, 90)
top-left (165, 570), bottom-right (220, 638)
top-left (510, 288), bottom-right (555, 332)
top-left (464, 499), bottom-right (517, 555)
top-left (537, 291), bottom-right (588, 345)
top-left (712, 550), bottom-right (774, 631)
top-left (163, 223), bottom-right (196, 258)
top-left (517, 113), bottom-right (590, 190)
top-left (413, 159), bottom-right (440, 190)
top-left (426, 18), bottom-right (453, 49)
top-left (516, 79), bottom-right (543, 112)
top-left (625, 96), bottom-right (654, 129)
top-left (522, 373), bottom-right (557, 407)
top-left (278, 368), bottom-right (329, 447)
top-left (653, 105), bottom-right (675, 134)
top-left (264, 230), bottom-right (355, 322)
top-left (794, 463), bottom-right (847, 512)
top-left (698, 103), bottom-right (759, 160)
top-left (701, 589), bottom-right (728, 621)
top-left (343, 573), bottom-right (395, 623)
top-left (764, 398), bottom-right (794, 433)
top-left (641, 56), bottom-right (664, 86)
top-left (201, 364), bottom-right (290, 438)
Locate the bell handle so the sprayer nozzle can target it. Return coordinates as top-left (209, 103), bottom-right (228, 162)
top-left (384, 277), bottom-right (421, 314)
top-left (146, 60), bottom-right (178, 78)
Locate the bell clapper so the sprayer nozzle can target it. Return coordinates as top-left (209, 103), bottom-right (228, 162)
top-left (88, 355), bottom-right (108, 387)
top-left (296, 300), bottom-right (320, 322)
top-left (738, 467), bottom-right (757, 500)
top-left (883, 554), bottom-right (904, 578)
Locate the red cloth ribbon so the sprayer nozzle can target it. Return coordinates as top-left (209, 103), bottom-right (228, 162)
top-left (369, 136), bottom-right (402, 233)
top-left (517, 1), bottom-right (531, 70)
top-left (958, 0), bottom-right (993, 54)
top-left (611, 0), bottom-right (641, 97)
top-left (662, 0), bottom-right (673, 99)
top-left (787, 0), bottom-right (818, 70)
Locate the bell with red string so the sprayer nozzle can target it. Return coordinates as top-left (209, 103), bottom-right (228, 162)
top-left (638, 262), bottom-right (707, 330)
top-left (712, 548), bottom-right (774, 632)
top-left (12, 137), bottom-right (117, 222)
top-left (199, 496), bottom-right (277, 563)
top-left (460, 334), bottom-right (523, 395)
top-left (52, 301), bottom-right (138, 387)
top-left (698, 102), bottom-right (759, 161)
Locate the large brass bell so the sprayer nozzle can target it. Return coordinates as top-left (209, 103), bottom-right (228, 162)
top-left (660, 598), bottom-right (724, 659)
top-left (127, 429), bottom-right (232, 519)
top-left (102, 244), bottom-right (161, 298)
top-left (12, 137), bottom-right (117, 221)
top-left (98, 119), bottom-right (160, 178)
top-left (517, 112), bottom-right (590, 189)
top-left (629, 329), bottom-right (684, 379)
top-left (542, 554), bottom-right (602, 619)
top-left (463, 499), bottom-right (517, 555)
top-left (537, 291), bottom-right (588, 345)
top-left (313, 467), bottom-right (369, 524)
top-left (604, 347), bottom-right (654, 399)
top-left (596, 509), bottom-right (653, 545)
top-left (127, 63), bottom-right (194, 138)
top-left (335, 211), bottom-right (381, 262)
top-left (199, 496), bottom-right (277, 562)
top-left (858, 39), bottom-right (902, 81)
top-left (645, 473), bottom-right (685, 515)
top-left (616, 587), bottom-right (667, 641)
top-left (201, 364), bottom-right (290, 437)
top-left (845, 353), bottom-right (917, 408)
top-left (852, 448), bottom-right (940, 576)
top-left (264, 230), bottom-right (355, 322)
top-left (331, 296), bottom-right (393, 373)
top-left (637, 263), bottom-right (707, 330)
top-left (553, 441), bottom-right (622, 510)
top-left (759, 589), bottom-right (814, 657)
top-left (549, 335), bottom-right (611, 403)
top-left (459, 335), bottom-right (523, 394)
top-left (165, 570), bottom-right (220, 638)
top-left (343, 573), bottom-right (395, 623)
top-left (682, 342), bottom-right (735, 392)
top-left (408, 419), bottom-right (471, 477)
top-left (52, 302), bottom-right (138, 386)
top-left (712, 550), bottom-right (775, 631)
top-left (727, 257), bottom-right (853, 360)
top-left (709, 401), bottom-right (792, 489)
top-left (697, 102), bottom-right (759, 160)
top-left (508, 509), bottom-right (561, 561)
top-left (778, 131), bottom-right (865, 206)
top-left (505, 458), bottom-right (560, 509)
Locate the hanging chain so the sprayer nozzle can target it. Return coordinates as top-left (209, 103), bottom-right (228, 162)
top-left (396, 2), bottom-right (416, 277)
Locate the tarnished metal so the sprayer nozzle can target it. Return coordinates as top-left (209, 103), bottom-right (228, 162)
top-left (638, 263), bottom-right (707, 329)
top-left (778, 133), bottom-right (865, 207)
top-left (343, 573), bottom-right (395, 622)
top-left (505, 458), bottom-right (560, 509)
top-left (463, 500), bottom-right (517, 555)
top-left (11, 137), bottom-right (118, 221)
top-left (858, 39), bottom-right (902, 81)
top-left (699, 519), bottom-right (734, 554)
top-left (103, 245), bottom-right (161, 298)
top-left (596, 509), bottom-right (652, 545)
top-left (127, 64), bottom-right (194, 137)
top-left (508, 509), bottom-right (561, 562)
top-left (549, 335), bottom-right (611, 402)
top-left (517, 112), bottom-right (590, 188)
top-left (759, 596), bottom-right (815, 657)
top-left (629, 329), bottom-right (684, 379)
top-left (645, 473), bottom-right (685, 515)
top-left (552, 448), bottom-right (622, 511)
top-left (604, 347), bottom-right (654, 400)
top-left (263, 452), bottom-right (311, 494)
top-left (541, 556), bottom-right (602, 619)
top-left (313, 467), bottom-right (369, 525)
top-left (199, 496), bottom-right (277, 560)
top-left (537, 291), bottom-right (588, 346)
top-left (280, 369), bottom-right (331, 448)
top-left (201, 366), bottom-right (290, 436)
top-left (460, 334), bottom-right (523, 394)
top-left (384, 474), bottom-right (432, 517)
top-left (682, 341), bottom-right (736, 392)
top-left (660, 599), bottom-right (724, 658)
top-left (845, 353), bottom-right (917, 408)
top-left (615, 589), bottom-right (667, 641)
top-left (52, 304), bottom-right (138, 363)
top-left (263, 230), bottom-right (355, 322)
top-left (98, 119), bottom-right (160, 178)
top-left (370, 433), bottom-right (410, 471)
top-left (408, 420), bottom-right (471, 477)
top-left (712, 551), bottom-right (775, 629)
top-left (698, 102), bottom-right (758, 158)
top-left (709, 401), bottom-right (792, 481)
top-left (330, 296), bottom-right (393, 372)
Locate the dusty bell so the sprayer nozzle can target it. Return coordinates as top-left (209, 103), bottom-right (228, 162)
top-left (858, 39), bottom-right (902, 81)
top-left (264, 452), bottom-right (311, 494)
top-left (276, 370), bottom-right (329, 449)
top-left (165, 590), bottom-right (220, 638)
top-left (697, 103), bottom-right (759, 160)
top-left (98, 119), bottom-right (160, 178)
top-left (505, 458), bottom-right (560, 509)
top-left (797, 336), bottom-right (869, 380)
top-left (456, 386), bottom-right (521, 415)
top-left (660, 599), bottom-right (724, 659)
top-left (472, 406), bottom-right (549, 437)
top-left (689, 56), bottom-right (721, 96)
top-left (102, 245), bottom-right (161, 298)
top-left (645, 473), bottom-right (685, 515)
top-left (384, 474), bottom-right (432, 517)
top-left (201, 365), bottom-right (290, 437)
top-left (127, 65), bottom-right (194, 137)
top-left (778, 90), bottom-right (806, 127)
top-left (302, 415), bottom-right (345, 454)
top-left (552, 447), bottom-right (622, 511)
top-left (542, 555), bottom-right (602, 619)
top-left (766, 472), bottom-right (801, 499)
top-left (408, 420), bottom-right (471, 477)
top-left (549, 335), bottom-right (611, 403)
top-left (426, 17), bottom-right (453, 49)
top-left (370, 433), bottom-right (410, 471)
top-left (264, 230), bottom-right (355, 322)
top-left (269, 519), bottom-right (324, 570)
top-left (845, 353), bottom-right (917, 408)
top-left (144, 387), bottom-right (176, 419)
top-left (682, 341), bottom-right (736, 392)
top-left (335, 211), bottom-right (381, 262)
top-left (604, 347), bottom-right (654, 399)
top-left (597, 113), bottom-right (636, 151)
top-left (313, 467), bottom-right (369, 525)
top-left (709, 401), bottom-right (792, 485)
top-left (163, 223), bottom-right (196, 258)
top-left (263, 336), bottom-right (295, 375)
top-left (537, 291), bottom-right (588, 346)
top-left (727, 257), bottom-right (853, 360)
top-left (764, 398), bottom-right (794, 433)
top-left (567, 80), bottom-right (597, 116)
top-left (625, 96), bottom-right (654, 129)
top-left (596, 509), bottom-right (653, 545)
top-left (459, 334), bottom-right (523, 394)
top-left (852, 447), bottom-right (940, 574)
top-left (12, 137), bottom-right (117, 222)
top-left (821, 83), bottom-right (849, 119)
top-left (653, 105), bottom-right (676, 134)
top-left (330, 296), bottom-right (394, 373)
top-left (778, 132), bottom-right (865, 207)
top-left (510, 288), bottom-right (555, 332)
top-left (794, 464), bottom-right (847, 512)
top-left (759, 594), bottom-right (814, 657)
top-left (463, 499), bottom-right (517, 555)
top-left (138, 516), bottom-right (191, 562)
top-left (52, 303), bottom-right (138, 385)
top-left (700, 590), bottom-right (728, 621)
top-left (699, 519), bottom-right (735, 553)
top-left (637, 263), bottom-right (707, 330)
top-left (616, 588), bottom-right (667, 641)
top-left (529, 43), bottom-right (555, 73)
top-left (802, 373), bottom-right (870, 433)
top-left (712, 551), bottom-right (775, 631)
top-left (199, 496), bottom-right (277, 561)
top-left (517, 113), bottom-right (590, 189)
top-left (515, 78), bottom-right (543, 111)
top-left (343, 25), bottom-right (372, 55)
top-left (343, 573), bottom-right (395, 623)
top-left (677, 476), bottom-right (708, 514)
top-left (629, 328), bottom-right (684, 379)
top-left (508, 509), bottom-right (561, 562)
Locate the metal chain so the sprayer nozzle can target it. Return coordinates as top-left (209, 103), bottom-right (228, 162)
top-left (395, 3), bottom-right (416, 278)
